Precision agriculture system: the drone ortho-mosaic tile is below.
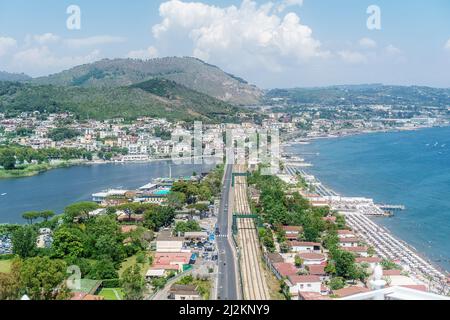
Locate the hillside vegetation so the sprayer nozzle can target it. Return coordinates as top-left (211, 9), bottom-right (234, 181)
top-left (0, 79), bottom-right (240, 122)
top-left (33, 57), bottom-right (262, 105)
top-left (266, 84), bottom-right (450, 107)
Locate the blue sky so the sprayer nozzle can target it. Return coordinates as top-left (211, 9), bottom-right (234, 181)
top-left (0, 0), bottom-right (449, 88)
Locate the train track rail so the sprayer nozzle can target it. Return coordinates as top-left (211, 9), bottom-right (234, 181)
top-left (233, 165), bottom-right (269, 300)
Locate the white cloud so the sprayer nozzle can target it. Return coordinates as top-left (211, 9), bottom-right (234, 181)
top-left (384, 44), bottom-right (402, 56)
top-left (276, 0), bottom-right (304, 13)
top-left (30, 33), bottom-right (61, 45)
top-left (12, 46), bottom-right (101, 75)
top-left (359, 37), bottom-right (377, 49)
top-left (64, 36), bottom-right (126, 48)
top-left (152, 0), bottom-right (327, 72)
top-left (127, 46), bottom-right (159, 60)
top-left (445, 39), bottom-right (450, 51)
top-left (0, 36), bottom-right (17, 57)
top-left (338, 50), bottom-right (368, 64)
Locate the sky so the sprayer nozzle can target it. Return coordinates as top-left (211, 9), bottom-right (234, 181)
top-left (0, 0), bottom-right (449, 88)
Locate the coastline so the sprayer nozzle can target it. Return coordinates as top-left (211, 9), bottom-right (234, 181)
top-left (282, 133), bottom-right (450, 294)
top-left (0, 157), bottom-right (174, 180)
top-left (284, 123), bottom-right (450, 145)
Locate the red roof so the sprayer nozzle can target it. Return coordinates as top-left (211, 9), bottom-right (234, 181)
top-left (289, 241), bottom-right (321, 247)
top-left (150, 264), bottom-right (179, 271)
top-left (399, 285), bottom-right (428, 292)
top-left (308, 265), bottom-right (327, 276)
top-left (342, 246), bottom-right (368, 253)
top-left (383, 269), bottom-right (402, 276)
top-left (339, 237), bottom-right (360, 243)
top-left (273, 263), bottom-right (298, 277)
top-left (333, 286), bottom-right (370, 298)
top-left (282, 226), bottom-right (303, 232)
top-left (355, 257), bottom-right (382, 263)
top-left (154, 252), bottom-right (191, 265)
top-left (121, 225), bottom-right (138, 233)
top-left (337, 230), bottom-right (354, 235)
top-left (298, 252), bottom-right (326, 261)
top-left (299, 292), bottom-right (331, 300)
top-left (288, 275), bottom-right (322, 284)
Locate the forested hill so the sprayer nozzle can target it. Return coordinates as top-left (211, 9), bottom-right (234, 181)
top-left (0, 79), bottom-right (241, 122)
top-left (33, 57), bottom-right (263, 105)
top-left (0, 71), bottom-right (31, 82)
top-left (266, 85), bottom-right (450, 107)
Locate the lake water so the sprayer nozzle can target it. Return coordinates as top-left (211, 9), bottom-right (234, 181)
top-left (287, 127), bottom-right (450, 272)
top-left (0, 161), bottom-right (214, 224)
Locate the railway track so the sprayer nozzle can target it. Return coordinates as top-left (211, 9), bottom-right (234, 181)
top-left (233, 165), bottom-right (270, 300)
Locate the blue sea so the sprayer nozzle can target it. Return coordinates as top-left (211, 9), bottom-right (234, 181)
top-left (287, 127), bottom-right (450, 272)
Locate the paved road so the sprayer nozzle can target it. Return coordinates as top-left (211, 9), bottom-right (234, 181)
top-left (216, 164), bottom-right (239, 300)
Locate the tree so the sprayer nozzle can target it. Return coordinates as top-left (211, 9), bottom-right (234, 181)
top-left (294, 255), bottom-right (304, 268)
top-left (22, 211), bottom-right (40, 224)
top-left (121, 264), bottom-right (145, 300)
top-left (19, 256), bottom-right (67, 300)
top-left (329, 277), bottom-right (345, 291)
top-left (333, 250), bottom-right (357, 279)
top-left (381, 259), bottom-right (400, 270)
top-left (64, 202), bottom-right (98, 222)
top-left (174, 220), bottom-right (201, 235)
top-left (52, 227), bottom-right (85, 259)
top-left (0, 149), bottom-right (16, 170)
top-left (0, 259), bottom-right (21, 300)
top-left (88, 260), bottom-right (118, 280)
top-left (12, 226), bottom-right (37, 258)
top-left (39, 210), bottom-right (55, 222)
top-left (166, 192), bottom-right (186, 209)
top-left (198, 185), bottom-right (212, 201)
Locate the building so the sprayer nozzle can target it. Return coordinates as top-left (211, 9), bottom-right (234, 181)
top-left (340, 286), bottom-right (450, 300)
top-left (333, 286), bottom-right (371, 298)
top-left (288, 241), bottom-right (321, 253)
top-left (282, 226), bottom-right (303, 241)
top-left (156, 230), bottom-right (184, 252)
top-left (287, 275), bottom-right (322, 298)
top-left (342, 246), bottom-right (369, 257)
top-left (297, 252), bottom-right (327, 266)
top-left (168, 284), bottom-right (201, 300)
top-left (272, 263), bottom-right (298, 279)
top-left (339, 237), bottom-right (360, 248)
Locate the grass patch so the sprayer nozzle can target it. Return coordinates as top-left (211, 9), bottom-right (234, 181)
top-left (260, 257), bottom-right (286, 300)
top-left (98, 288), bottom-right (125, 300)
top-left (0, 161), bottom-right (79, 179)
top-left (0, 259), bottom-right (12, 273)
top-left (119, 254), bottom-right (150, 278)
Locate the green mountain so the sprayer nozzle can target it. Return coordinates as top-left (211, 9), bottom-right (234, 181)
top-left (0, 78), bottom-right (241, 122)
top-left (266, 85), bottom-right (450, 107)
top-left (34, 57), bottom-right (262, 105)
top-left (0, 71), bottom-right (31, 82)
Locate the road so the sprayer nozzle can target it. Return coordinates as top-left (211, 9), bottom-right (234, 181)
top-left (216, 164), bottom-right (239, 300)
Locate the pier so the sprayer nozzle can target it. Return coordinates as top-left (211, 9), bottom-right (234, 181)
top-left (378, 204), bottom-right (406, 211)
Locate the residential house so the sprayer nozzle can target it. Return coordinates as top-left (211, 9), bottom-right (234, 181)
top-left (287, 275), bottom-right (322, 298)
top-left (168, 284), bottom-right (201, 300)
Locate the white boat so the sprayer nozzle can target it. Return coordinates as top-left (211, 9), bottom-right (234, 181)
top-left (1, 193), bottom-right (6, 196)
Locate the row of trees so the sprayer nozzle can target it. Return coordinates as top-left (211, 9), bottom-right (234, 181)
top-left (249, 167), bottom-right (369, 285)
top-left (22, 211), bottom-right (55, 224)
top-left (0, 145), bottom-right (92, 170)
